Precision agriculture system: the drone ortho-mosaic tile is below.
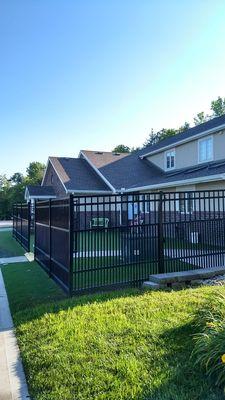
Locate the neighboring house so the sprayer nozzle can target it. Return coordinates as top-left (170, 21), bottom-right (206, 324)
top-left (25, 114), bottom-right (225, 202)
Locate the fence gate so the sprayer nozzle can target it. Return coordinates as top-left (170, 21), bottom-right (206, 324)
top-left (34, 197), bottom-right (73, 293)
top-left (12, 202), bottom-right (31, 252)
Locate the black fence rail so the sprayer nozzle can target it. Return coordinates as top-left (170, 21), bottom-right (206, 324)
top-left (34, 197), bottom-right (73, 293)
top-left (33, 190), bottom-right (225, 295)
top-left (12, 202), bottom-right (31, 252)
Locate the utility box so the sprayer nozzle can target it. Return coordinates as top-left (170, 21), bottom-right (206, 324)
top-left (121, 232), bottom-right (158, 262)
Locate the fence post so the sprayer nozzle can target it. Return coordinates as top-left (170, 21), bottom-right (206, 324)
top-left (28, 201), bottom-right (31, 252)
top-left (34, 200), bottom-right (37, 259)
top-left (158, 191), bottom-right (164, 274)
top-left (20, 202), bottom-right (22, 246)
top-left (69, 194), bottom-right (74, 296)
top-left (49, 199), bottom-right (52, 277)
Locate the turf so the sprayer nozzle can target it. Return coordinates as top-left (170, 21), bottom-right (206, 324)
top-left (0, 230), bottom-right (25, 257)
top-left (2, 260), bottom-right (225, 400)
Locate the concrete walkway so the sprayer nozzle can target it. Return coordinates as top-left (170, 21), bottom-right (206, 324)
top-left (164, 248), bottom-right (225, 268)
top-left (0, 269), bottom-right (30, 399)
top-left (0, 256), bottom-right (28, 266)
top-left (0, 221), bottom-right (13, 228)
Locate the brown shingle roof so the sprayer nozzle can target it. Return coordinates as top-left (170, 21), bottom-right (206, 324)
top-left (81, 150), bottom-right (129, 168)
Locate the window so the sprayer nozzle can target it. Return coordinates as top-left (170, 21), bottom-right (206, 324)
top-left (50, 173), bottom-right (53, 184)
top-left (198, 136), bottom-right (213, 163)
top-left (165, 149), bottom-right (175, 170)
top-left (179, 192), bottom-right (194, 213)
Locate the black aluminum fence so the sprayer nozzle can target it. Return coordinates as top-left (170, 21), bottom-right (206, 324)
top-left (12, 202), bottom-right (31, 252)
top-left (33, 191), bottom-right (225, 295)
top-left (34, 197), bottom-right (73, 292)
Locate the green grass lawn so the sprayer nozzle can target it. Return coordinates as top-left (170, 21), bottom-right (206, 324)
top-left (2, 260), bottom-right (225, 400)
top-left (0, 230), bottom-right (25, 257)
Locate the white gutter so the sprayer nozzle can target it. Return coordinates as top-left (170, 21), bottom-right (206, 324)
top-left (124, 174), bottom-right (225, 193)
top-left (140, 123), bottom-right (225, 158)
top-left (80, 151), bottom-right (116, 192)
top-left (28, 195), bottom-right (57, 199)
top-left (67, 190), bottom-right (113, 194)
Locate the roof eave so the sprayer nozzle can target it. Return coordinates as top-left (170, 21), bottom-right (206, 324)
top-left (124, 173), bottom-right (225, 192)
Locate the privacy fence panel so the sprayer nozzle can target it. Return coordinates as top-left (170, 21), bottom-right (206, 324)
top-left (12, 202), bottom-right (31, 252)
top-left (34, 197), bottom-right (73, 293)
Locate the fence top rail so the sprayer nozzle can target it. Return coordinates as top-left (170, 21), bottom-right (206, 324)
top-left (31, 189), bottom-right (225, 207)
top-left (72, 189), bottom-right (225, 199)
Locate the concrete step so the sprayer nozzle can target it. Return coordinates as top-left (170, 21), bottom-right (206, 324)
top-left (148, 266), bottom-right (225, 284)
top-left (142, 281), bottom-right (164, 290)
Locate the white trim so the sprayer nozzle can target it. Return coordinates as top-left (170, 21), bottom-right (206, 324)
top-left (41, 158), bottom-right (50, 185)
top-left (164, 148), bottom-right (176, 171)
top-left (27, 195), bottom-right (57, 199)
top-left (140, 123), bottom-right (225, 158)
top-left (198, 136), bottom-right (214, 164)
top-left (80, 151), bottom-right (116, 192)
top-left (124, 173), bottom-right (225, 193)
top-left (67, 190), bottom-right (113, 194)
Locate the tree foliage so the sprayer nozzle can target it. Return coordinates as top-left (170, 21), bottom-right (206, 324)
top-left (144, 96), bottom-right (225, 148)
top-left (0, 161), bottom-right (45, 220)
top-left (112, 144), bottom-right (131, 153)
top-left (211, 96), bottom-right (225, 117)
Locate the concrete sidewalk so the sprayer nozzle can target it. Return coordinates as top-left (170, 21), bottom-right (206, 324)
top-left (0, 221), bottom-right (13, 228)
top-left (0, 256), bottom-right (28, 265)
top-left (0, 270), bottom-right (30, 399)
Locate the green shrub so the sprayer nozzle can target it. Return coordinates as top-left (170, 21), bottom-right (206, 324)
top-left (192, 294), bottom-right (225, 387)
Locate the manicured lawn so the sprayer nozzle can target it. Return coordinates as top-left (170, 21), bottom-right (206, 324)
top-left (2, 261), bottom-right (66, 312)
top-left (0, 230), bottom-right (25, 257)
top-left (73, 257), bottom-right (195, 291)
top-left (2, 260), bottom-right (225, 400)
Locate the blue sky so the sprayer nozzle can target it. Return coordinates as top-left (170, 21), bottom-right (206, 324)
top-left (1, 0), bottom-right (225, 176)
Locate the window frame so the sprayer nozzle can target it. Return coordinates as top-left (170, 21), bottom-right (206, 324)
top-left (164, 148), bottom-right (176, 171)
top-left (198, 136), bottom-right (214, 164)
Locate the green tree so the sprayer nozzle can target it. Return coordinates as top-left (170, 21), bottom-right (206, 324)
top-left (26, 162), bottom-right (45, 184)
top-left (193, 112), bottom-right (210, 126)
top-left (0, 161), bottom-right (46, 220)
top-left (211, 96), bottom-right (225, 117)
top-left (112, 145), bottom-right (131, 153)
top-left (143, 123), bottom-right (189, 147)
top-left (10, 172), bottom-right (24, 184)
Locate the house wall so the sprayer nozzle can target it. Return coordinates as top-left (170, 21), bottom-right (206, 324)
top-left (147, 129), bottom-right (225, 171)
top-left (42, 162), bottom-right (66, 197)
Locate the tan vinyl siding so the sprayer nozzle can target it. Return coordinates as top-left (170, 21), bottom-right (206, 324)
top-left (147, 129), bottom-right (225, 171)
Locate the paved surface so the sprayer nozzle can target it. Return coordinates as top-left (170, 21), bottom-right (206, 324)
top-left (148, 266), bottom-right (225, 284)
top-left (164, 248), bottom-right (225, 268)
top-left (0, 256), bottom-right (28, 265)
top-left (0, 221), bottom-right (13, 228)
top-left (0, 270), bottom-right (30, 399)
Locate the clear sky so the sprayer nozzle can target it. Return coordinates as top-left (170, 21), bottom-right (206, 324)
top-left (1, 0), bottom-right (225, 176)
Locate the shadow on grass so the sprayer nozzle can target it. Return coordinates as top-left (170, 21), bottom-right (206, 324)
top-left (142, 319), bottom-right (225, 400)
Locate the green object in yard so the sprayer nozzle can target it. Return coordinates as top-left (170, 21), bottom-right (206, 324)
top-left (90, 217), bottom-right (109, 229)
